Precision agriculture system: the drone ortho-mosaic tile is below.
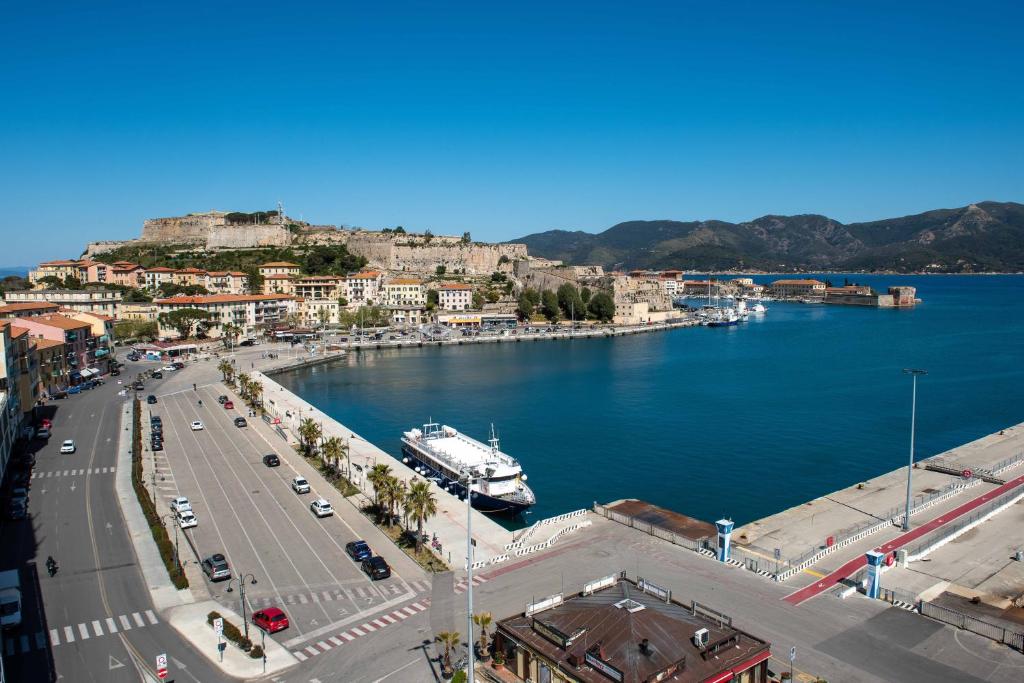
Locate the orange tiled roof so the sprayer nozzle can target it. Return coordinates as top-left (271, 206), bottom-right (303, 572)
top-left (771, 279), bottom-right (824, 286)
top-left (439, 283), bottom-right (472, 290)
top-left (38, 259), bottom-right (82, 267)
top-left (145, 266), bottom-right (178, 273)
top-left (17, 314), bottom-right (91, 330)
top-left (155, 294), bottom-right (295, 305)
top-left (347, 271), bottom-right (381, 279)
top-left (388, 278), bottom-right (423, 285)
top-left (263, 274), bottom-right (293, 280)
top-left (0, 321), bottom-right (30, 338)
top-left (260, 261), bottom-right (300, 268)
top-left (31, 337), bottom-right (65, 350)
top-left (0, 302), bottom-right (60, 313)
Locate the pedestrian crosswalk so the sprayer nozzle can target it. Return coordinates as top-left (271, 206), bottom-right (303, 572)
top-left (31, 467), bottom-right (116, 479)
top-left (291, 599), bottom-right (430, 662)
top-left (454, 574), bottom-right (488, 595)
top-left (46, 610), bottom-right (159, 648)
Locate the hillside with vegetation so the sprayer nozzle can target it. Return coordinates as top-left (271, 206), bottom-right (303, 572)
top-left (511, 201), bottom-right (1024, 273)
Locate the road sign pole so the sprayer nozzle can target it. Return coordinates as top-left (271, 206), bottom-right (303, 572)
top-left (789, 646), bottom-right (796, 682)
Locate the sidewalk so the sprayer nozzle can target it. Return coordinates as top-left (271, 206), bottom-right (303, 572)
top-left (783, 471), bottom-right (1024, 606)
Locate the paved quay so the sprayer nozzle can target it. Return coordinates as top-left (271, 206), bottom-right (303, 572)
top-left (734, 421), bottom-right (1024, 573)
top-left (253, 369), bottom-right (518, 569)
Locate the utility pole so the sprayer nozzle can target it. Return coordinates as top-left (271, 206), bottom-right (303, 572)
top-left (902, 369), bottom-right (927, 531)
top-left (227, 573), bottom-right (258, 640)
top-left (464, 468), bottom-right (476, 683)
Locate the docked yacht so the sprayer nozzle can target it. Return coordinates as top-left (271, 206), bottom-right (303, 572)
top-left (401, 423), bottom-right (536, 515)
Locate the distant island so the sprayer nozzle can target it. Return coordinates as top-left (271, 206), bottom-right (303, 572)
top-left (510, 201), bottom-right (1024, 273)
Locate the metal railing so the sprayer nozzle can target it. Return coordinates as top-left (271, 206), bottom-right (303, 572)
top-left (592, 504), bottom-right (711, 553)
top-left (905, 484), bottom-right (1024, 560)
top-left (920, 601), bottom-right (1024, 652)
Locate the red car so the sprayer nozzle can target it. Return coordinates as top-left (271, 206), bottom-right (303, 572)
top-left (223, 401), bottom-right (234, 410)
top-left (41, 419), bottom-right (53, 429)
top-left (252, 607), bottom-right (289, 633)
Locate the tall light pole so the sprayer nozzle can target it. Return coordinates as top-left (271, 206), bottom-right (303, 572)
top-left (226, 573), bottom-right (258, 640)
top-left (463, 467), bottom-right (477, 683)
top-left (902, 369), bottom-right (927, 531)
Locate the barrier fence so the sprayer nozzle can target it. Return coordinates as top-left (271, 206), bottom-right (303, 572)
top-left (592, 504), bottom-right (711, 554)
top-left (905, 484), bottom-right (1024, 561)
top-left (920, 601), bottom-right (1024, 652)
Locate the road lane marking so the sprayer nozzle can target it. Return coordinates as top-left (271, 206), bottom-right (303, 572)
top-left (803, 568), bottom-right (826, 578)
top-left (119, 614), bottom-right (132, 630)
top-left (78, 623), bottom-right (90, 639)
top-left (293, 650), bottom-right (308, 661)
top-left (63, 626), bottom-right (75, 642)
top-left (316, 640), bottom-right (330, 651)
top-left (49, 629), bottom-right (59, 646)
top-left (145, 609), bottom-right (158, 624)
top-left (91, 620), bottom-right (103, 636)
top-left (106, 617), bottom-right (118, 633)
top-left (372, 619), bottom-right (387, 628)
top-left (132, 612), bottom-right (145, 627)
top-left (304, 645), bottom-right (320, 656)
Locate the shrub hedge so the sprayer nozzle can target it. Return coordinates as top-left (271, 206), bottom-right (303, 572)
top-left (132, 399), bottom-right (188, 589)
top-left (206, 610), bottom-right (252, 651)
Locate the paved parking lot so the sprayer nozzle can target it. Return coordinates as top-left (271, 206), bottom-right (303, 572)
top-left (146, 384), bottom-right (430, 642)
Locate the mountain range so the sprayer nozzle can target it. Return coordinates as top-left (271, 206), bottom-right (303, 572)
top-left (509, 201), bottom-right (1024, 273)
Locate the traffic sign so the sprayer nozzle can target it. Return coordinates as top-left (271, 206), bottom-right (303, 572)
top-left (213, 617), bottom-right (224, 636)
top-left (789, 646), bottom-right (796, 662)
top-left (962, 469), bottom-right (973, 480)
top-left (156, 653), bottom-right (168, 679)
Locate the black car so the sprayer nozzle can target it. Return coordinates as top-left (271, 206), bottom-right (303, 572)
top-left (345, 540), bottom-right (372, 562)
top-left (126, 354), bottom-right (140, 361)
top-left (152, 371), bottom-right (163, 379)
top-left (262, 454), bottom-right (280, 467)
top-left (173, 361), bottom-right (185, 369)
top-left (133, 382), bottom-right (144, 391)
top-left (217, 395), bottom-right (228, 404)
top-left (7, 500), bottom-right (27, 521)
top-left (147, 395), bottom-right (158, 404)
top-left (361, 556), bottom-right (391, 580)
top-left (234, 417), bottom-right (247, 428)
top-left (151, 439), bottom-right (163, 451)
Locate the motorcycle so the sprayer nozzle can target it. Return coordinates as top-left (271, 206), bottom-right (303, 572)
top-left (46, 557), bottom-right (58, 577)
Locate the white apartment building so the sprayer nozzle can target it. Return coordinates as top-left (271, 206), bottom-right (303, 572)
top-left (384, 279), bottom-right (426, 307)
top-left (153, 294), bottom-right (296, 339)
top-left (258, 261), bottom-right (301, 278)
top-left (437, 283), bottom-right (473, 311)
top-left (344, 271), bottom-right (384, 306)
top-left (3, 289), bottom-right (123, 316)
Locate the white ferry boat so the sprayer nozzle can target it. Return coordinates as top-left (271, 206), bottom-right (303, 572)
top-left (401, 423), bottom-right (536, 515)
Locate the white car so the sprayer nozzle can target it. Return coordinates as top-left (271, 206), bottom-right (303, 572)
top-left (162, 365), bottom-right (177, 372)
top-left (190, 420), bottom-right (204, 431)
top-left (59, 439), bottom-right (76, 454)
top-left (170, 497), bottom-right (192, 514)
top-left (310, 498), bottom-right (333, 517)
top-left (177, 510), bottom-right (198, 529)
top-left (291, 477), bottom-right (311, 494)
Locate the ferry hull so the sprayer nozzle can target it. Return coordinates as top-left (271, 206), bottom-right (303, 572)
top-left (401, 444), bottom-right (533, 516)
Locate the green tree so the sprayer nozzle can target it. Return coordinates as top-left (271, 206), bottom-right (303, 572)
top-left (472, 291), bottom-right (484, 309)
top-left (588, 291), bottom-right (615, 322)
top-left (157, 282), bottom-right (210, 297)
top-left (316, 307), bottom-right (332, 328)
top-left (157, 308), bottom-right (213, 339)
top-left (322, 436), bottom-right (344, 473)
top-left (113, 319), bottom-right (158, 342)
top-left (394, 226), bottom-right (405, 234)
top-left (382, 476), bottom-right (406, 527)
top-left (217, 359), bottom-right (234, 383)
top-left (237, 373), bottom-right (251, 399)
top-left (485, 289), bottom-right (500, 304)
top-left (580, 287), bottom-right (592, 304)
top-left (461, 231), bottom-right (471, 243)
top-left (541, 290), bottom-right (560, 322)
top-left (405, 480), bottom-right (438, 554)
top-left (298, 418), bottom-right (322, 457)
top-left (221, 322), bottom-right (242, 348)
top-left (557, 283), bottom-right (584, 321)
top-left (426, 289), bottom-right (439, 311)
top-left (367, 463), bottom-right (393, 509)
top-left (490, 271), bottom-right (506, 283)
top-left (473, 612), bottom-right (493, 657)
top-left (516, 291), bottom-right (535, 320)
top-left (435, 265), bottom-right (447, 276)
top-left (435, 631), bottom-right (461, 677)
top-left (247, 379), bottom-right (263, 408)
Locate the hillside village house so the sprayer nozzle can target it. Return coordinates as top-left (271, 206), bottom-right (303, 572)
top-left (262, 274), bottom-right (295, 296)
top-left (3, 289), bottom-right (122, 316)
top-left (437, 283), bottom-right (473, 311)
top-left (299, 299), bottom-right (340, 327)
top-left (769, 279), bottom-right (826, 299)
top-left (343, 271), bottom-right (384, 306)
top-left (154, 294), bottom-right (297, 339)
top-left (204, 271), bottom-right (249, 295)
top-left (32, 337), bottom-right (68, 395)
top-left (258, 261), bottom-right (301, 278)
top-left (109, 262), bottom-right (145, 288)
top-left (292, 275), bottom-right (344, 301)
top-left (118, 303), bottom-right (159, 321)
top-left (144, 267), bottom-right (179, 291)
top-left (28, 259), bottom-right (84, 285)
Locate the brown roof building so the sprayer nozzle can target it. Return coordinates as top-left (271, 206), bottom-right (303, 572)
top-left (494, 575), bottom-right (770, 683)
top-left (0, 302), bottom-right (60, 319)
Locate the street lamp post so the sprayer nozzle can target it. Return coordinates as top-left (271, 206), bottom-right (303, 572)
top-left (226, 573), bottom-right (258, 640)
top-left (462, 467), bottom-right (478, 683)
top-left (902, 369), bottom-right (927, 531)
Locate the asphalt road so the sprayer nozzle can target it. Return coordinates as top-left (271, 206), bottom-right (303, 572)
top-left (0, 373), bottom-right (230, 683)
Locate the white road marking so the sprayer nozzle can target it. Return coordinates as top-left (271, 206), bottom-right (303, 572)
top-left (292, 650), bottom-right (308, 661)
top-left (316, 640), bottom-right (329, 650)
top-left (106, 617), bottom-right (118, 633)
top-left (341, 631), bottom-right (355, 641)
top-left (49, 628), bottom-right (60, 646)
top-left (63, 626), bottom-right (75, 643)
top-left (350, 627), bottom-right (365, 636)
top-left (119, 614), bottom-right (132, 630)
top-left (328, 636), bottom-right (343, 646)
top-left (304, 645), bottom-right (320, 656)
top-left (132, 612), bottom-right (145, 627)
top-left (78, 622), bottom-right (90, 640)
top-left (92, 620), bottom-right (103, 636)
top-left (145, 609), bottom-right (158, 625)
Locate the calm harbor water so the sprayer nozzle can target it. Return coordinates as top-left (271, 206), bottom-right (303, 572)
top-left (277, 275), bottom-right (1024, 527)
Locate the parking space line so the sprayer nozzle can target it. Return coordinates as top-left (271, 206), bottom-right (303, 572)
top-left (361, 622), bottom-right (376, 632)
top-left (293, 650), bottom-right (308, 662)
top-left (351, 627), bottom-right (365, 636)
top-left (328, 636), bottom-right (343, 646)
top-left (303, 645), bottom-right (320, 656)
top-left (341, 631), bottom-right (355, 640)
top-left (316, 640), bottom-right (330, 651)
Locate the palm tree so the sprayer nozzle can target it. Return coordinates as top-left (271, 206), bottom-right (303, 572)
top-left (322, 436), bottom-right (343, 473)
top-left (298, 418), bottom-right (322, 457)
top-left (405, 480), bottom-right (437, 554)
top-left (368, 463), bottom-right (392, 509)
top-left (217, 359), bottom-right (233, 382)
top-left (386, 477), bottom-right (407, 528)
top-left (221, 322), bottom-right (242, 349)
top-left (248, 380), bottom-right (262, 409)
top-left (473, 612), bottom-right (493, 659)
top-left (435, 631), bottom-right (461, 676)
top-left (237, 373), bottom-right (251, 399)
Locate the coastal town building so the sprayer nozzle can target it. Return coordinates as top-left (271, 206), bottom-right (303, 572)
top-left (384, 279), bottom-right (426, 307)
top-left (258, 261), bottom-right (301, 278)
top-left (493, 575), bottom-right (770, 683)
top-left (117, 303), bottom-right (159, 321)
top-left (28, 259), bottom-right (84, 285)
top-left (768, 279), bottom-right (826, 299)
top-left (0, 323), bottom-right (40, 423)
top-left (292, 275), bottom-right (345, 301)
top-left (262, 274), bottom-right (295, 296)
top-left (0, 325), bottom-right (22, 474)
top-left (108, 262), bottom-right (146, 288)
top-left (204, 271), bottom-right (249, 295)
top-left (153, 294), bottom-right (297, 339)
top-left (437, 283), bottom-right (473, 311)
top-left (62, 310), bottom-right (115, 357)
top-left (144, 266), bottom-right (179, 291)
top-left (824, 285), bottom-right (918, 308)
top-left (33, 337), bottom-right (68, 395)
top-left (681, 280), bottom-right (721, 297)
top-left (13, 314), bottom-right (104, 378)
top-left (612, 275), bottom-right (676, 325)
top-left (3, 289), bottom-right (122, 316)
top-left (298, 299), bottom-right (340, 327)
top-left (436, 313), bottom-right (518, 329)
top-left (344, 271), bottom-right (385, 306)
top-left (0, 302), bottom-right (60, 319)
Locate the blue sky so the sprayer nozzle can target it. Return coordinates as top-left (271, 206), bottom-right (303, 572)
top-left (2, 1), bottom-right (1021, 265)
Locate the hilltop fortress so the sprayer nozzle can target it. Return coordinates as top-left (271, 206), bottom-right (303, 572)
top-left (85, 210), bottom-right (528, 276)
